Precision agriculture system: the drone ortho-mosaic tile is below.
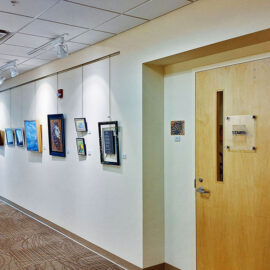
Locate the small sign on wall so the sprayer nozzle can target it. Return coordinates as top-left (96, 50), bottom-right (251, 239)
top-left (171, 120), bottom-right (185, 135)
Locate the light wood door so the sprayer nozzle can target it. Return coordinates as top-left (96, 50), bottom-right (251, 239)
top-left (196, 58), bottom-right (270, 270)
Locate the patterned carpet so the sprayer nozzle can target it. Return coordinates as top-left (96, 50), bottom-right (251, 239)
top-left (0, 201), bottom-right (123, 270)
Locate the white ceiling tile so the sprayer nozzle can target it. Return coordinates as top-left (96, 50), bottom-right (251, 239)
top-left (20, 19), bottom-right (86, 40)
top-left (95, 15), bottom-right (146, 34)
top-left (39, 1), bottom-right (117, 29)
top-left (34, 49), bottom-right (58, 60)
top-left (0, 12), bottom-right (32, 32)
top-left (71, 30), bottom-right (114, 45)
top-left (0, 44), bottom-right (31, 58)
top-left (68, 0), bottom-right (148, 13)
top-left (0, 0), bottom-right (59, 18)
top-left (67, 42), bottom-right (88, 53)
top-left (5, 33), bottom-right (50, 48)
top-left (20, 58), bottom-right (51, 67)
top-left (126, 0), bottom-right (190, 20)
top-left (0, 54), bottom-right (29, 64)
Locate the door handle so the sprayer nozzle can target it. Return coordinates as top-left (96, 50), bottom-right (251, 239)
top-left (196, 187), bottom-right (210, 194)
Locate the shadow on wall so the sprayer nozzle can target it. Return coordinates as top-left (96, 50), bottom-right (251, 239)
top-left (0, 146), bottom-right (5, 157)
top-left (28, 152), bottom-right (42, 163)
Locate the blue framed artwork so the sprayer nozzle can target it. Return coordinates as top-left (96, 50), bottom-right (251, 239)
top-left (24, 120), bottom-right (42, 152)
top-left (15, 128), bottom-right (24, 147)
top-left (48, 114), bottom-right (66, 157)
top-left (5, 128), bottom-right (14, 145)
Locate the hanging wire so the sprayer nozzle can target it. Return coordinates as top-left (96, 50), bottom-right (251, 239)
top-left (56, 72), bottom-right (59, 114)
top-left (108, 56), bottom-right (112, 120)
top-left (81, 66), bottom-right (84, 118)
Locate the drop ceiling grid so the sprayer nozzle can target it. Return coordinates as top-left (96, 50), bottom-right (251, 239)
top-left (0, 0), bottom-right (195, 79)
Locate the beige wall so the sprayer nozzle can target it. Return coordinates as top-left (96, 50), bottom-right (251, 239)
top-left (0, 0), bottom-right (270, 268)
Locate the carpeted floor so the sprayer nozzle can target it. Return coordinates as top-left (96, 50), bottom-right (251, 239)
top-left (0, 201), bottom-right (123, 270)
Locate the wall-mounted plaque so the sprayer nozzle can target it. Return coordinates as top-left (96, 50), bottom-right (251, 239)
top-left (224, 115), bottom-right (256, 152)
top-left (98, 121), bottom-right (120, 166)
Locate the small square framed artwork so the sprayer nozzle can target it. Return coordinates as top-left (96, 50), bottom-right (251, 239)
top-left (74, 118), bottom-right (88, 132)
top-left (15, 128), bottom-right (25, 147)
top-left (171, 121), bottom-right (185, 135)
top-left (48, 114), bottom-right (66, 157)
top-left (76, 138), bottom-right (86, 156)
top-left (5, 128), bottom-right (14, 145)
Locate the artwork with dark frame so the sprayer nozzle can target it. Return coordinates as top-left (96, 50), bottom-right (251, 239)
top-left (5, 128), bottom-right (14, 145)
top-left (98, 121), bottom-right (120, 166)
top-left (48, 114), bottom-right (66, 157)
top-left (76, 138), bottom-right (86, 156)
top-left (74, 118), bottom-right (88, 132)
top-left (15, 128), bottom-right (25, 147)
top-left (0, 130), bottom-right (5, 146)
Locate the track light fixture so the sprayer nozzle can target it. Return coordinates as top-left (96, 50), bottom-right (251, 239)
top-left (28, 34), bottom-right (69, 58)
top-left (0, 76), bottom-right (6, 85)
top-left (0, 60), bottom-right (19, 79)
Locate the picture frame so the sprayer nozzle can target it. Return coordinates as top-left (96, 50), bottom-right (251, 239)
top-left (24, 120), bottom-right (42, 152)
top-left (5, 128), bottom-right (14, 145)
top-left (76, 138), bottom-right (86, 156)
top-left (48, 114), bottom-right (66, 157)
top-left (74, 118), bottom-right (88, 132)
top-left (0, 130), bottom-right (5, 146)
top-left (15, 128), bottom-right (25, 147)
top-left (171, 120), bottom-right (185, 135)
top-left (98, 121), bottom-right (120, 166)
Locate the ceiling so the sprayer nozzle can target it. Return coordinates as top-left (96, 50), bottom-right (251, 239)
top-left (0, 0), bottom-right (197, 80)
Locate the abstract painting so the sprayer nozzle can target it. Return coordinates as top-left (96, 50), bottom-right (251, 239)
top-left (24, 120), bottom-right (42, 152)
top-left (0, 130), bottom-right (5, 146)
top-left (76, 138), bottom-right (86, 156)
top-left (15, 128), bottom-right (24, 147)
top-left (171, 120), bottom-right (185, 135)
top-left (74, 118), bottom-right (87, 132)
top-left (48, 114), bottom-right (65, 157)
top-left (98, 121), bottom-right (120, 166)
top-left (5, 128), bottom-right (14, 145)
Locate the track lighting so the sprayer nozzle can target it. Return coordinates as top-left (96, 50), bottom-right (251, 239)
top-left (0, 60), bottom-right (19, 79)
top-left (0, 76), bottom-right (6, 85)
top-left (28, 35), bottom-right (69, 58)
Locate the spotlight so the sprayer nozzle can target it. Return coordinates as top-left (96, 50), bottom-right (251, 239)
top-left (28, 34), bottom-right (69, 58)
top-left (0, 76), bottom-right (6, 85)
top-left (0, 60), bottom-right (19, 78)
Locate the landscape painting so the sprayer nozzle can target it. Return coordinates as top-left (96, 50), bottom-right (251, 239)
top-left (48, 114), bottom-right (65, 157)
top-left (15, 128), bottom-right (24, 147)
top-left (5, 128), bottom-right (14, 145)
top-left (24, 120), bottom-right (42, 152)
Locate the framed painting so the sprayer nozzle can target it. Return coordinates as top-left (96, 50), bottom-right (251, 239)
top-left (48, 114), bottom-right (66, 157)
top-left (0, 130), bottom-right (5, 146)
top-left (76, 138), bottom-right (86, 156)
top-left (98, 121), bottom-right (120, 166)
top-left (5, 128), bottom-right (14, 145)
top-left (74, 118), bottom-right (87, 132)
top-left (15, 128), bottom-right (24, 147)
top-left (24, 120), bottom-right (42, 152)
top-left (171, 120), bottom-right (185, 135)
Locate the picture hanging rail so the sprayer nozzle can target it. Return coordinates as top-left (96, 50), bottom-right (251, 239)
top-left (98, 121), bottom-right (120, 166)
top-left (48, 114), bottom-right (66, 157)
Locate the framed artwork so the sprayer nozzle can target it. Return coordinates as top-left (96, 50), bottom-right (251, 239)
top-left (171, 120), bottom-right (185, 135)
top-left (0, 130), bottom-right (5, 146)
top-left (5, 128), bottom-right (14, 145)
top-left (98, 121), bottom-right (120, 166)
top-left (48, 114), bottom-right (66, 157)
top-left (74, 118), bottom-right (87, 132)
top-left (15, 128), bottom-right (24, 147)
top-left (24, 120), bottom-right (42, 152)
top-left (76, 138), bottom-right (86, 156)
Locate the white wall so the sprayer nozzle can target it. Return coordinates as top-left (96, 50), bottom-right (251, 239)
top-left (164, 71), bottom-right (196, 270)
top-left (0, 0), bottom-right (270, 268)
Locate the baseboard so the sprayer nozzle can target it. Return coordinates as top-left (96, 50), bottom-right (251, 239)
top-left (0, 196), bottom-right (141, 270)
top-left (144, 263), bottom-right (181, 270)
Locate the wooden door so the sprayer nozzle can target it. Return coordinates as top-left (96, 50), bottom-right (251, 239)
top-left (196, 58), bottom-right (270, 270)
